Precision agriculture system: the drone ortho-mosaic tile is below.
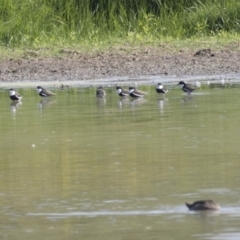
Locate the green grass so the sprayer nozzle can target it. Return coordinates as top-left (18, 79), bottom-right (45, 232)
top-left (0, 33), bottom-right (240, 61)
top-left (0, 0), bottom-right (240, 55)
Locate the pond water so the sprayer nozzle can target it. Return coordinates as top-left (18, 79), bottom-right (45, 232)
top-left (0, 83), bottom-right (240, 240)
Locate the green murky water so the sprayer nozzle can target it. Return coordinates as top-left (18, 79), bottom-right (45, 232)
top-left (1, 84), bottom-right (240, 240)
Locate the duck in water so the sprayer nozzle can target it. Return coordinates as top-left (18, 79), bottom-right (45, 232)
top-left (36, 86), bottom-right (56, 97)
top-left (186, 200), bottom-right (220, 211)
top-left (96, 86), bottom-right (106, 98)
top-left (178, 81), bottom-right (196, 94)
top-left (156, 83), bottom-right (168, 95)
top-left (116, 86), bottom-right (129, 97)
top-left (9, 88), bottom-right (23, 101)
top-left (128, 86), bottom-right (147, 98)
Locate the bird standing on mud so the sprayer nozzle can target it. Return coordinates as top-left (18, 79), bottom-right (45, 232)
top-left (156, 83), bottom-right (168, 95)
top-left (178, 81), bottom-right (196, 94)
top-left (185, 200), bottom-right (220, 211)
top-left (128, 86), bottom-right (146, 98)
top-left (9, 88), bottom-right (23, 101)
top-left (36, 86), bottom-right (56, 97)
top-left (116, 86), bottom-right (129, 97)
top-left (96, 86), bottom-right (106, 98)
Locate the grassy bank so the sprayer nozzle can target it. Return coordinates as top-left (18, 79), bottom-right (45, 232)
top-left (0, 0), bottom-right (240, 50)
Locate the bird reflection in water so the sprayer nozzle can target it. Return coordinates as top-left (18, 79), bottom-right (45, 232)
top-left (118, 98), bottom-right (130, 109)
top-left (10, 101), bottom-right (22, 119)
top-left (130, 98), bottom-right (147, 110)
top-left (38, 99), bottom-right (56, 110)
top-left (182, 94), bottom-right (194, 104)
top-left (96, 97), bottom-right (106, 108)
top-left (158, 97), bottom-right (168, 114)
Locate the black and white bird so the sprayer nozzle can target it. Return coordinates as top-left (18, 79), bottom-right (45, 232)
top-left (116, 86), bottom-right (129, 97)
top-left (9, 88), bottom-right (22, 101)
top-left (96, 86), bottom-right (106, 98)
top-left (36, 86), bottom-right (56, 97)
top-left (178, 81), bottom-right (196, 94)
top-left (156, 83), bottom-right (168, 95)
top-left (128, 87), bottom-right (146, 98)
top-left (186, 200), bottom-right (220, 211)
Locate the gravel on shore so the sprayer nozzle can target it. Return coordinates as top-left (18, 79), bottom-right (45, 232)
top-left (1, 47), bottom-right (240, 87)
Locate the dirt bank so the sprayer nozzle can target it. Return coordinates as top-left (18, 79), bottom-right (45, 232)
top-left (1, 47), bottom-right (240, 86)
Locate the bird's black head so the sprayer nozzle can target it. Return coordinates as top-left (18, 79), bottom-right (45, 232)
top-left (178, 81), bottom-right (185, 85)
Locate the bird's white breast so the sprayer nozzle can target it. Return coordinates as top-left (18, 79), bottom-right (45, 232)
top-left (129, 89), bottom-right (134, 93)
top-left (117, 89), bottom-right (122, 94)
top-left (9, 90), bottom-right (16, 96)
top-left (37, 88), bottom-right (42, 94)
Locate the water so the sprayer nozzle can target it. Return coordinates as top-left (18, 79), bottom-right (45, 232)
top-left (0, 85), bottom-right (240, 240)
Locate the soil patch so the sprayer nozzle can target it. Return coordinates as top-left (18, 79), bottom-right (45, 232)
top-left (1, 47), bottom-right (240, 85)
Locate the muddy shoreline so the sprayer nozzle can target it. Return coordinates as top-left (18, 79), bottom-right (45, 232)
top-left (1, 47), bottom-right (240, 87)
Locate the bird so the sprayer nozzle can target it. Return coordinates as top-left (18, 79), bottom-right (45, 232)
top-left (36, 86), bottom-right (56, 97)
top-left (178, 81), bottom-right (196, 94)
top-left (128, 87), bottom-right (146, 98)
top-left (96, 86), bottom-right (106, 98)
top-left (185, 200), bottom-right (220, 211)
top-left (156, 83), bottom-right (168, 95)
top-left (116, 86), bottom-right (129, 97)
top-left (60, 84), bottom-right (69, 90)
top-left (9, 88), bottom-right (23, 101)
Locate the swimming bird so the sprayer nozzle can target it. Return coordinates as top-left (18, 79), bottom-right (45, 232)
top-left (96, 86), bottom-right (106, 98)
top-left (9, 88), bottom-right (23, 101)
top-left (186, 200), bottom-right (220, 211)
top-left (178, 81), bottom-right (196, 94)
top-left (116, 86), bottom-right (129, 97)
top-left (128, 87), bottom-right (146, 98)
top-left (36, 86), bottom-right (56, 97)
top-left (156, 83), bottom-right (168, 95)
